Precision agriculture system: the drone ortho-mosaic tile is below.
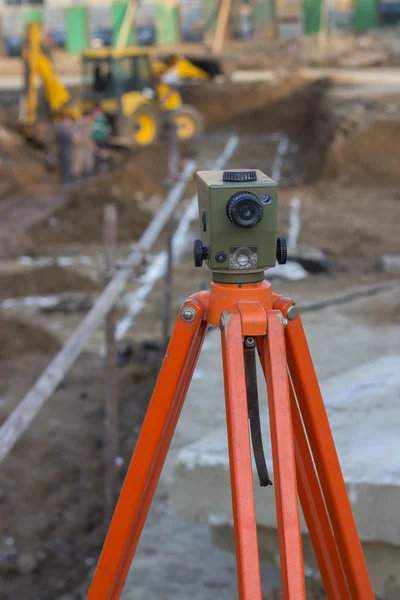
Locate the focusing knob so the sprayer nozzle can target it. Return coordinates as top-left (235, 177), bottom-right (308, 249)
top-left (227, 191), bottom-right (263, 228)
top-left (194, 239), bottom-right (208, 267)
top-left (276, 237), bottom-right (288, 265)
top-left (223, 170), bottom-right (257, 183)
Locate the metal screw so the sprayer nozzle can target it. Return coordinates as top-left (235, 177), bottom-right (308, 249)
top-left (287, 306), bottom-right (299, 321)
top-left (215, 251), bottom-right (227, 264)
top-left (181, 307), bottom-right (196, 322)
top-left (244, 336), bottom-right (256, 348)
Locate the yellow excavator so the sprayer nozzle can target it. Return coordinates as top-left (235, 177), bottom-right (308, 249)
top-left (20, 22), bottom-right (208, 147)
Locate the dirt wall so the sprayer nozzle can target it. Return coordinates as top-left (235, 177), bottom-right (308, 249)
top-left (182, 73), bottom-right (307, 130)
top-left (28, 152), bottom-right (166, 248)
top-left (214, 78), bottom-right (334, 184)
top-left (0, 120), bottom-right (47, 201)
top-left (324, 107), bottom-right (400, 183)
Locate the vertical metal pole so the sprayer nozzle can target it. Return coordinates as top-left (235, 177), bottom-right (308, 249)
top-left (270, 0), bottom-right (279, 40)
top-left (103, 204), bottom-right (119, 527)
top-left (176, 0), bottom-right (183, 43)
top-left (319, 0), bottom-right (329, 52)
top-left (212, 0), bottom-right (233, 55)
top-left (162, 114), bottom-right (179, 351)
top-left (0, 8), bottom-right (5, 58)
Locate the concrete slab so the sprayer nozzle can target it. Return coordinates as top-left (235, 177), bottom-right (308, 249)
top-left (169, 307), bottom-right (400, 598)
top-left (173, 354), bottom-right (400, 539)
top-left (166, 304), bottom-right (400, 473)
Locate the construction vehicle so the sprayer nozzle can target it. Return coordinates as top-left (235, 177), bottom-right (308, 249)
top-left (80, 47), bottom-right (205, 145)
top-left (20, 22), bottom-right (206, 148)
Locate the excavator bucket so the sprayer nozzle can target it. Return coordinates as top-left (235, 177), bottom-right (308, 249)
top-left (154, 54), bottom-right (233, 84)
top-left (183, 55), bottom-right (226, 79)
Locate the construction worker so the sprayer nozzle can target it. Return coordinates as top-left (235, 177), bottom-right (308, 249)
top-left (71, 110), bottom-right (95, 179)
top-left (55, 114), bottom-right (75, 186)
top-left (88, 104), bottom-right (111, 173)
top-left (91, 107), bottom-right (111, 146)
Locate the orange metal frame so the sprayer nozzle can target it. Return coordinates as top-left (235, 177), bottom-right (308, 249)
top-left (87, 280), bottom-right (374, 600)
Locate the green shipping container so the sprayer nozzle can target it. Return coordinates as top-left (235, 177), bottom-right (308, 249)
top-left (22, 8), bottom-right (43, 26)
top-left (65, 6), bottom-right (89, 54)
top-left (204, 0), bottom-right (218, 24)
top-left (112, 1), bottom-right (135, 47)
top-left (303, 0), bottom-right (323, 34)
top-left (254, 0), bottom-right (272, 24)
top-left (155, 1), bottom-right (180, 45)
top-left (355, 0), bottom-right (378, 30)
top-left (203, 0), bottom-right (218, 38)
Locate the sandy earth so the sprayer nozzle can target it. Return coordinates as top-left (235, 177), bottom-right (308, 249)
top-left (0, 77), bottom-right (399, 599)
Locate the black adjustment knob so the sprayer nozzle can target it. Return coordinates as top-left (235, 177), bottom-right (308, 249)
top-left (276, 237), bottom-right (288, 265)
top-left (223, 170), bottom-right (257, 183)
top-left (194, 239), bottom-right (208, 267)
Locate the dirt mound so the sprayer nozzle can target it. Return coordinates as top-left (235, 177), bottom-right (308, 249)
top-left (230, 30), bottom-right (393, 71)
top-left (0, 265), bottom-right (100, 299)
top-left (0, 314), bottom-right (60, 359)
top-left (0, 119), bottom-right (47, 200)
top-left (324, 107), bottom-right (400, 183)
top-left (150, 29), bottom-right (393, 71)
top-left (29, 152), bottom-right (167, 248)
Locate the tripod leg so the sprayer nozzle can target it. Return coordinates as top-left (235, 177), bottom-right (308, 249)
top-left (289, 385), bottom-right (350, 600)
top-left (259, 334), bottom-right (350, 599)
top-left (284, 310), bottom-right (374, 599)
top-left (259, 311), bottom-right (306, 600)
top-left (88, 297), bottom-right (208, 600)
top-left (220, 311), bottom-right (263, 600)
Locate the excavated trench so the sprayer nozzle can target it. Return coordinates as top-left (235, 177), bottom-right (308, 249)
top-left (0, 78), bottom-right (399, 600)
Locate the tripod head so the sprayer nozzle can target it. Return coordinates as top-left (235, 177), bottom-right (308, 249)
top-left (194, 169), bottom-right (287, 283)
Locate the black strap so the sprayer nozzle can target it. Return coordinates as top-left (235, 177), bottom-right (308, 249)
top-left (244, 339), bottom-right (273, 487)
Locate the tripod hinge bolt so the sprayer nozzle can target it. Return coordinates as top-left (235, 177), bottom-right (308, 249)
top-left (181, 307), bottom-right (197, 322)
top-left (286, 306), bottom-right (299, 321)
top-left (244, 336), bottom-right (256, 348)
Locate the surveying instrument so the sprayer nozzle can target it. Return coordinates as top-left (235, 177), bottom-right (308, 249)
top-left (88, 169), bottom-right (374, 599)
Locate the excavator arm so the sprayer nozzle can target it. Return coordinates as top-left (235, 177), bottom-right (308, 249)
top-left (21, 22), bottom-right (71, 134)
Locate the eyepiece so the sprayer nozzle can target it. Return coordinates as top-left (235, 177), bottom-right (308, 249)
top-left (226, 191), bottom-right (263, 228)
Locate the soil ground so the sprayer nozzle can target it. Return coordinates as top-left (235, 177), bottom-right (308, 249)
top-left (0, 74), bottom-right (399, 600)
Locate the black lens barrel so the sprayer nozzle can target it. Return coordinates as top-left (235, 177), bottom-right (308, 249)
top-left (226, 191), bottom-right (263, 228)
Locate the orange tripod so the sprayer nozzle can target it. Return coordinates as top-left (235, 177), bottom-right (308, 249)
top-left (88, 279), bottom-right (374, 600)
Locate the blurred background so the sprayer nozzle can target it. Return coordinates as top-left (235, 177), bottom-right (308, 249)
top-left (0, 1), bottom-right (399, 599)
